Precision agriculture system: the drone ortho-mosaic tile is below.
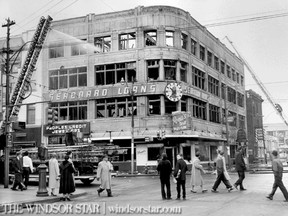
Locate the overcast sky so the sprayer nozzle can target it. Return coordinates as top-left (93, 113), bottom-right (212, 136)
top-left (1, 0), bottom-right (288, 126)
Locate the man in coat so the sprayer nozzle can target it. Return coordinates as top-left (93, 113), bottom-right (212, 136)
top-left (49, 153), bottom-right (60, 196)
top-left (234, 147), bottom-right (246, 191)
top-left (174, 153), bottom-right (188, 200)
top-left (11, 152), bottom-right (26, 191)
top-left (211, 149), bottom-right (233, 193)
top-left (97, 154), bottom-right (113, 197)
top-left (157, 153), bottom-right (172, 200)
top-left (266, 150), bottom-right (288, 202)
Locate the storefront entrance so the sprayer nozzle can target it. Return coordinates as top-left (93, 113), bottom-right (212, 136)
top-left (164, 147), bottom-right (175, 169)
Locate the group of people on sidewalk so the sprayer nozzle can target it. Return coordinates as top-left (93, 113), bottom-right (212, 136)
top-left (10, 150), bottom-right (114, 201)
top-left (157, 147), bottom-right (288, 203)
top-left (48, 152), bottom-right (114, 201)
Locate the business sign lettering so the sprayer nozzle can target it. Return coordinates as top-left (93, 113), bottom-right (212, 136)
top-left (46, 84), bottom-right (156, 102)
top-left (44, 82), bottom-right (210, 103)
top-left (172, 111), bottom-right (192, 131)
top-left (44, 122), bottom-right (90, 135)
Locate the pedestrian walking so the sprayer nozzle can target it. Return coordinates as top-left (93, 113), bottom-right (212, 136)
top-left (266, 150), bottom-right (288, 202)
top-left (157, 153), bottom-right (172, 200)
top-left (211, 149), bottom-right (234, 193)
top-left (97, 154), bottom-right (113, 197)
top-left (174, 153), bottom-right (188, 200)
top-left (11, 152), bottom-right (26, 191)
top-left (190, 152), bottom-right (207, 193)
top-left (233, 147), bottom-right (247, 191)
top-left (59, 155), bottom-right (76, 201)
top-left (22, 151), bottom-right (34, 188)
top-left (49, 153), bottom-right (60, 196)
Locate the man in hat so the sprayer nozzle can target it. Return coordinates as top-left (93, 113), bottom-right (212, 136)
top-left (234, 146), bottom-right (246, 191)
top-left (22, 151), bottom-right (34, 188)
top-left (266, 150), bottom-right (288, 202)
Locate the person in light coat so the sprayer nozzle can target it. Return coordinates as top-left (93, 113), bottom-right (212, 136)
top-left (190, 152), bottom-right (207, 193)
top-left (211, 149), bottom-right (234, 193)
top-left (49, 153), bottom-right (60, 196)
top-left (97, 154), bottom-right (113, 197)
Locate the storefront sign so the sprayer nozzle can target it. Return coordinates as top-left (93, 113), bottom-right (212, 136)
top-left (236, 128), bottom-right (247, 142)
top-left (45, 82), bottom-right (210, 102)
top-left (44, 122), bottom-right (90, 135)
top-left (46, 84), bottom-right (156, 102)
top-left (172, 111), bottom-right (192, 131)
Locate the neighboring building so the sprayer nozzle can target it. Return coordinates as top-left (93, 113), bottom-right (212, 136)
top-left (246, 89), bottom-right (265, 163)
top-left (264, 123), bottom-right (288, 163)
top-left (0, 6), bottom-right (246, 171)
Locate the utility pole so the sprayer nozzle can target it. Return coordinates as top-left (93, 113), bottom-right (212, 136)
top-left (2, 18), bottom-right (15, 188)
top-left (131, 76), bottom-right (135, 175)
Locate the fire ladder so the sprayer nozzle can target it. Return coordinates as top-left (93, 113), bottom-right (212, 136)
top-left (0, 15), bottom-right (53, 132)
top-left (225, 36), bottom-right (288, 127)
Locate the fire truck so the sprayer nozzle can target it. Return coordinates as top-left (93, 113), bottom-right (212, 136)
top-left (9, 143), bottom-right (122, 185)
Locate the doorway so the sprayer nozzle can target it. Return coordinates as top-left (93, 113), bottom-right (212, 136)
top-left (164, 147), bottom-right (175, 168)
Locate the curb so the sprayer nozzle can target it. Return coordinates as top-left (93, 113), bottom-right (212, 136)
top-left (0, 191), bottom-right (87, 213)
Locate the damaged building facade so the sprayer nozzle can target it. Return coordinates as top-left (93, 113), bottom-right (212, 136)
top-left (2, 6), bottom-right (246, 172)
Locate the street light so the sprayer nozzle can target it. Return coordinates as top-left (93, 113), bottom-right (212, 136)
top-left (121, 77), bottom-right (135, 174)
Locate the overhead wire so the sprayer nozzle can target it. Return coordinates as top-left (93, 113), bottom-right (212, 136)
top-left (11, 0), bottom-right (65, 35)
top-left (52, 0), bottom-right (80, 17)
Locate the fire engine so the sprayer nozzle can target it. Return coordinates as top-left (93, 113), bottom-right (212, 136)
top-left (9, 143), bottom-right (121, 185)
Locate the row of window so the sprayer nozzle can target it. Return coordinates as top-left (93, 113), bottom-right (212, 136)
top-left (48, 61), bottom-right (244, 108)
top-left (48, 96), bottom-right (245, 128)
top-left (48, 29), bottom-right (243, 87)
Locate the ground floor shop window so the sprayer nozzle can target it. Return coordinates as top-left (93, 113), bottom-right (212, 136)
top-left (183, 146), bottom-right (191, 162)
top-left (148, 147), bottom-right (161, 161)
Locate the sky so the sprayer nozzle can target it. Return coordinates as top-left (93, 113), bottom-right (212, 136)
top-left (1, 0), bottom-right (288, 126)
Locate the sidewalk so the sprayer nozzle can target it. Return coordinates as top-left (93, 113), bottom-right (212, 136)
top-left (0, 185), bottom-right (87, 213)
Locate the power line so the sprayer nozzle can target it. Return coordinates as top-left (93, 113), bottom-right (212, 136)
top-left (11, 0), bottom-right (65, 34)
top-left (52, 0), bottom-right (80, 17)
top-left (246, 80), bottom-right (288, 86)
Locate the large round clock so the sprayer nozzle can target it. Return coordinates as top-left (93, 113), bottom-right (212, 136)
top-left (165, 82), bottom-right (183, 102)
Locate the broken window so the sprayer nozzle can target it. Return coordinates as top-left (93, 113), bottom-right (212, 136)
top-left (119, 32), bottom-right (136, 50)
top-left (164, 60), bottom-right (176, 80)
top-left (94, 36), bottom-right (111, 52)
top-left (181, 33), bottom-right (188, 50)
top-left (145, 30), bottom-right (157, 46)
top-left (165, 31), bottom-right (174, 47)
top-left (147, 60), bottom-right (159, 81)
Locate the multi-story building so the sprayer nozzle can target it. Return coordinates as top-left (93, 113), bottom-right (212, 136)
top-left (1, 6), bottom-right (246, 172)
top-left (246, 89), bottom-right (265, 163)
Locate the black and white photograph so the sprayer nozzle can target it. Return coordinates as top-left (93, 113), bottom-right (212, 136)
top-left (0, 0), bottom-right (288, 215)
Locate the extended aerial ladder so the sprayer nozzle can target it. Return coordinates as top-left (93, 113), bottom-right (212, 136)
top-left (0, 16), bottom-right (53, 132)
top-left (225, 36), bottom-right (288, 127)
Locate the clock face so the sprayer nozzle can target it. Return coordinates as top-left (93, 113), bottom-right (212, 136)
top-left (165, 83), bottom-right (183, 102)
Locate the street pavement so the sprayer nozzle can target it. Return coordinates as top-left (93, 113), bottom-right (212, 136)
top-left (1, 172), bottom-right (288, 216)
